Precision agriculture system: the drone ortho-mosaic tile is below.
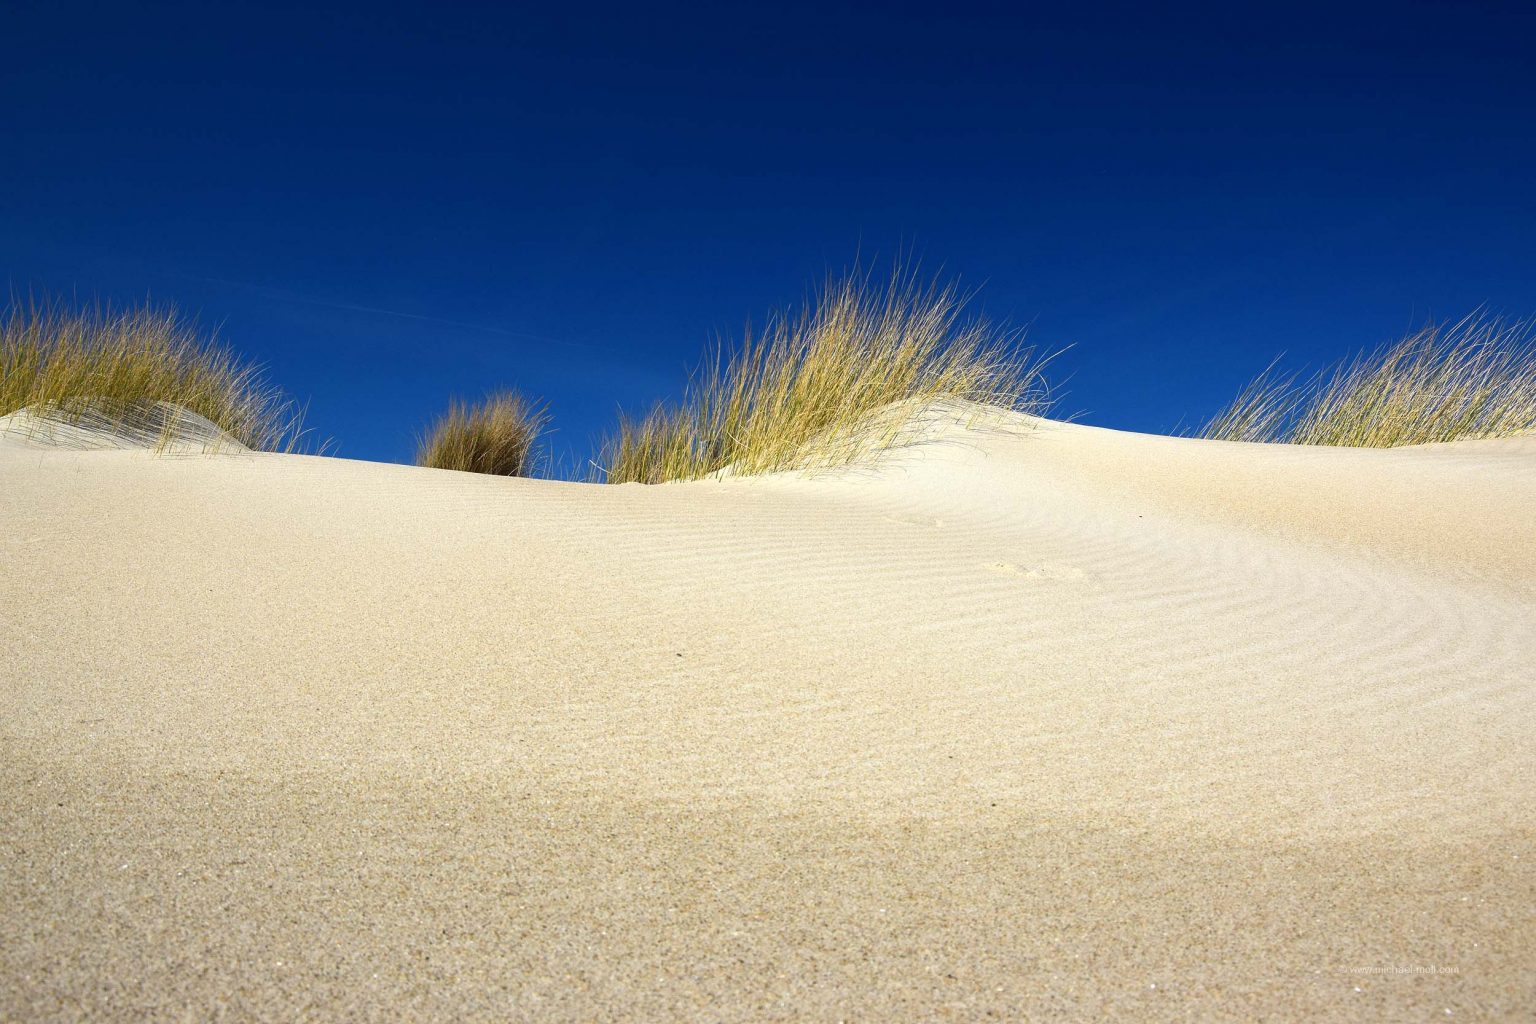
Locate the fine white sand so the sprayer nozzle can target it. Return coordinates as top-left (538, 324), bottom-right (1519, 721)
top-left (0, 403), bottom-right (250, 453)
top-left (3, 406), bottom-right (1533, 1021)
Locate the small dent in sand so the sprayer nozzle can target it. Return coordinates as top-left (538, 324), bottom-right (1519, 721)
top-left (990, 560), bottom-right (1089, 581)
top-left (882, 513), bottom-right (946, 528)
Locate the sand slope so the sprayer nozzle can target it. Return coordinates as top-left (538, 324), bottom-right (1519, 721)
top-left (0, 402), bottom-right (249, 453)
top-left (3, 409), bottom-right (1533, 1021)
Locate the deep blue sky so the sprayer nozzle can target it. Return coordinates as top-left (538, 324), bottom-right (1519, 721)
top-left (3, 1), bottom-right (1533, 467)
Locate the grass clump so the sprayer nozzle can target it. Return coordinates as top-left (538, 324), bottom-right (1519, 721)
top-left (597, 268), bottom-right (1053, 483)
top-left (0, 301), bottom-right (308, 451)
top-left (417, 391), bottom-right (549, 476)
top-left (1200, 315), bottom-right (1536, 447)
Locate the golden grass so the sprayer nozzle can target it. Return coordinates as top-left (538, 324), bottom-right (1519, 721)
top-left (417, 391), bottom-right (549, 476)
top-left (0, 301), bottom-right (308, 452)
top-left (597, 268), bottom-right (1053, 483)
top-left (1201, 315), bottom-right (1536, 447)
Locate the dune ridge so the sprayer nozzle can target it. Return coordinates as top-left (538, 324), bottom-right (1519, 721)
top-left (2, 407), bottom-right (1533, 1021)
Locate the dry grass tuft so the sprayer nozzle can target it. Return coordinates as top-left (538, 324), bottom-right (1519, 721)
top-left (417, 391), bottom-right (549, 476)
top-left (597, 268), bottom-right (1054, 483)
top-left (1201, 315), bottom-right (1536, 447)
top-left (0, 301), bottom-right (309, 452)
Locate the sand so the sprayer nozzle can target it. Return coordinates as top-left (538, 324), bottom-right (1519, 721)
top-left (2, 407), bottom-right (1533, 1021)
top-left (0, 404), bottom-right (251, 454)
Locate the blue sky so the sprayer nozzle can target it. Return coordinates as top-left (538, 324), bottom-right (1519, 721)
top-left (3, 1), bottom-right (1533, 467)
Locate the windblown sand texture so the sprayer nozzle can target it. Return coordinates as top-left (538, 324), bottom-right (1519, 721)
top-left (3, 406), bottom-right (1533, 1021)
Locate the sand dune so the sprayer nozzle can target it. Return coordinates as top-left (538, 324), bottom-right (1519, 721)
top-left (0, 402), bottom-right (249, 453)
top-left (3, 407), bottom-right (1533, 1021)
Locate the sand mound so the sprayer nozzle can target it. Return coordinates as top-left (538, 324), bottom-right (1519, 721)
top-left (3, 407), bottom-right (1533, 1021)
top-left (0, 401), bottom-right (248, 453)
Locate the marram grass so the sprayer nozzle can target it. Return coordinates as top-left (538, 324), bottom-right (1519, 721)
top-left (0, 302), bottom-right (309, 452)
top-left (597, 269), bottom-right (1054, 483)
top-left (417, 391), bottom-right (549, 476)
top-left (1201, 315), bottom-right (1536, 447)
